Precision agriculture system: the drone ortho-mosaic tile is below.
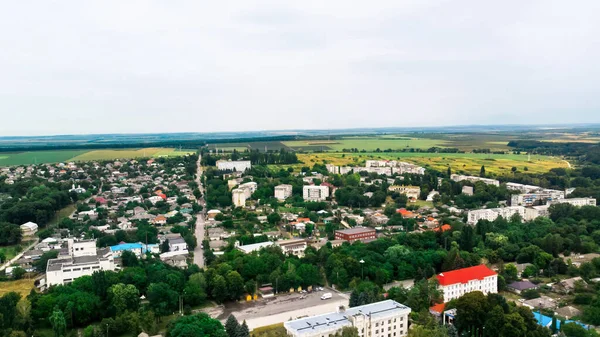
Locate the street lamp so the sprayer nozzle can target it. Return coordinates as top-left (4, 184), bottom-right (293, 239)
top-left (360, 259), bottom-right (365, 280)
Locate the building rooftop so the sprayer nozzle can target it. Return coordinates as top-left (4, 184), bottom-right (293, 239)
top-left (436, 265), bottom-right (497, 286)
top-left (335, 227), bottom-right (375, 235)
top-left (237, 241), bottom-right (275, 253)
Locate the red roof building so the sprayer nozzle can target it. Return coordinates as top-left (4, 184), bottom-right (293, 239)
top-left (436, 265), bottom-right (498, 302)
top-left (433, 224), bottom-right (451, 232)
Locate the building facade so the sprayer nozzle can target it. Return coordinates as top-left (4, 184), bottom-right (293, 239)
top-left (232, 188), bottom-right (247, 207)
top-left (284, 300), bottom-right (411, 337)
top-left (450, 174), bottom-right (500, 186)
top-left (303, 185), bottom-right (329, 201)
top-left (20, 221), bottom-right (38, 236)
top-left (216, 160), bottom-right (252, 172)
top-left (388, 185), bottom-right (420, 200)
top-left (467, 206), bottom-right (526, 225)
top-left (436, 265), bottom-right (498, 302)
top-left (548, 197), bottom-right (596, 207)
top-left (274, 184), bottom-right (293, 200)
top-left (277, 239), bottom-right (307, 258)
top-left (335, 227), bottom-right (377, 243)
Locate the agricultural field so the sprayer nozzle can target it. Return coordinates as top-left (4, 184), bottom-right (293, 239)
top-left (0, 279), bottom-right (36, 297)
top-left (0, 148), bottom-right (196, 167)
top-left (293, 152), bottom-right (567, 175)
top-left (209, 141), bottom-right (288, 152)
top-left (283, 137), bottom-right (446, 152)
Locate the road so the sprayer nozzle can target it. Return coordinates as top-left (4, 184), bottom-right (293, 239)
top-left (193, 154), bottom-right (206, 268)
top-left (0, 238), bottom-right (39, 271)
top-left (202, 289), bottom-right (349, 330)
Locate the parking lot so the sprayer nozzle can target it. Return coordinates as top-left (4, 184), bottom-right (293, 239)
top-left (202, 288), bottom-right (349, 330)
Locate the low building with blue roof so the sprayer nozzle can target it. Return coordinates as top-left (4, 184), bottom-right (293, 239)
top-left (110, 242), bottom-right (159, 257)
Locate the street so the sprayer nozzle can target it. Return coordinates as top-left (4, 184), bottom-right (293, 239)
top-left (202, 290), bottom-right (349, 330)
top-left (193, 154), bottom-right (206, 268)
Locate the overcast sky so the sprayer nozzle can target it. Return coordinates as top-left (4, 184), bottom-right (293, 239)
top-left (1, 1), bottom-right (600, 136)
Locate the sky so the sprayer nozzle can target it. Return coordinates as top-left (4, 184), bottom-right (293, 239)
top-left (1, 1), bottom-right (600, 136)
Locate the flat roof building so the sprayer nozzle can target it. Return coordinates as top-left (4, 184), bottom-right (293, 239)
top-left (335, 227), bottom-right (376, 243)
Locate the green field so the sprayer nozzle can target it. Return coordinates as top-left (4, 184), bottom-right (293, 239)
top-left (293, 152), bottom-right (567, 175)
top-left (0, 148), bottom-right (196, 167)
top-left (283, 137), bottom-right (446, 151)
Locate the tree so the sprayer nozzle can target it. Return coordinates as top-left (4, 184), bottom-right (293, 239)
top-left (49, 306), bottom-right (67, 337)
top-left (237, 320), bottom-right (249, 337)
top-left (0, 222), bottom-right (22, 246)
top-left (212, 275), bottom-right (228, 304)
top-left (225, 315), bottom-right (240, 337)
top-left (12, 267), bottom-right (26, 280)
top-left (110, 283), bottom-right (140, 314)
top-left (455, 291), bottom-right (487, 333)
top-left (480, 165), bottom-right (486, 177)
top-left (121, 250), bottom-right (139, 267)
top-left (267, 212), bottom-right (281, 225)
top-left (226, 271), bottom-right (245, 301)
top-left (0, 292), bottom-right (21, 331)
top-left (147, 283), bottom-right (179, 318)
top-left (339, 326), bottom-right (359, 337)
top-left (166, 313), bottom-right (227, 337)
top-left (560, 322), bottom-right (589, 337)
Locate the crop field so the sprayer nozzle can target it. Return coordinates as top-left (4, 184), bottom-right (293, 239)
top-left (293, 152), bottom-right (567, 175)
top-left (0, 279), bottom-right (36, 297)
top-left (283, 137), bottom-right (446, 151)
top-left (210, 141), bottom-right (289, 152)
top-left (0, 148), bottom-right (195, 167)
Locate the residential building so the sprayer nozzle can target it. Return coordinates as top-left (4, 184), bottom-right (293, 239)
top-left (462, 186), bottom-right (474, 196)
top-left (20, 221), bottom-right (38, 236)
top-left (168, 236), bottom-right (188, 252)
top-left (46, 239), bottom-right (116, 287)
top-left (466, 206), bottom-right (526, 225)
top-left (303, 185), bottom-right (329, 201)
top-left (548, 198), bottom-right (596, 207)
top-left (277, 239), bottom-right (307, 258)
top-left (388, 185), bottom-right (420, 200)
top-left (232, 188), bottom-right (247, 208)
top-left (110, 243), bottom-right (159, 257)
top-left (216, 160), bottom-right (251, 172)
top-left (335, 227), bottom-right (376, 243)
top-left (284, 300), bottom-right (411, 337)
top-left (239, 181), bottom-right (258, 194)
top-left (69, 184), bottom-right (86, 193)
top-left (511, 190), bottom-right (565, 206)
top-left (236, 241), bottom-right (275, 254)
top-left (436, 265), bottom-right (498, 302)
top-left (275, 184), bottom-right (293, 200)
top-left (507, 280), bottom-right (538, 294)
top-left (450, 174), bottom-right (500, 186)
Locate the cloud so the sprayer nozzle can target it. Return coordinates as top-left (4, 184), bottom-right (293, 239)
top-left (0, 0), bottom-right (599, 136)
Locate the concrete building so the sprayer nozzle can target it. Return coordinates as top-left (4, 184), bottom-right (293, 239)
top-left (232, 188), bottom-right (247, 208)
top-left (46, 239), bottom-right (116, 287)
top-left (436, 265), bottom-right (497, 302)
top-left (511, 190), bottom-right (565, 206)
top-left (467, 206), bottom-right (526, 225)
top-left (236, 241), bottom-right (275, 254)
top-left (20, 221), bottom-right (38, 236)
top-left (388, 185), bottom-right (420, 200)
top-left (110, 243), bottom-right (160, 258)
top-left (275, 184), bottom-right (293, 200)
top-left (278, 239), bottom-right (307, 258)
top-left (335, 227), bottom-right (377, 243)
top-left (450, 174), bottom-right (500, 186)
top-left (462, 186), bottom-right (474, 196)
top-left (284, 300), bottom-right (411, 337)
top-left (303, 185), bottom-right (329, 201)
top-left (548, 198), bottom-right (596, 207)
top-left (216, 160), bottom-right (252, 172)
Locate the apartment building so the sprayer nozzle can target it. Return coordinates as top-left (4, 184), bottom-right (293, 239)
top-left (548, 197), bottom-right (596, 207)
top-left (284, 300), bottom-right (411, 337)
top-left (450, 174), bottom-right (500, 186)
top-left (510, 190), bottom-right (565, 206)
top-left (303, 185), bottom-right (329, 201)
top-left (467, 206), bottom-right (526, 225)
top-left (232, 188), bottom-right (247, 207)
top-left (46, 239), bottom-right (116, 287)
top-left (216, 160), bottom-right (252, 172)
top-left (274, 184), bottom-right (293, 200)
top-left (436, 265), bottom-right (498, 302)
top-left (388, 185), bottom-right (420, 200)
top-left (277, 239), bottom-right (307, 258)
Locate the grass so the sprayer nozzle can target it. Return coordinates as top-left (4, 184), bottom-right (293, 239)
top-left (0, 150), bottom-right (89, 166)
top-left (0, 279), bottom-right (36, 297)
top-left (47, 204), bottom-right (77, 229)
top-left (284, 137), bottom-right (446, 151)
top-left (0, 240), bottom-right (35, 261)
top-left (292, 152), bottom-right (566, 175)
top-left (69, 148), bottom-right (193, 162)
top-left (251, 323), bottom-right (286, 336)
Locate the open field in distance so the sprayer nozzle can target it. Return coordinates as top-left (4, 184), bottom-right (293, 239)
top-left (0, 279), bottom-right (36, 297)
top-left (0, 148), bottom-right (196, 167)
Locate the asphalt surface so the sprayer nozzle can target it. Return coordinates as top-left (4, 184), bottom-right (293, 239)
top-left (193, 154), bottom-right (206, 268)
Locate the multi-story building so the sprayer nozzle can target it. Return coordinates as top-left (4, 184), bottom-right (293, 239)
top-left (277, 239), bottom-right (307, 258)
top-left (303, 185), bottom-right (329, 201)
top-left (335, 227), bottom-right (376, 243)
top-left (450, 174), bottom-right (500, 186)
top-left (436, 265), bottom-right (497, 302)
top-left (232, 188), bottom-right (247, 207)
top-left (46, 239), bottom-right (116, 287)
top-left (274, 184), bottom-right (293, 200)
top-left (20, 221), bottom-right (38, 236)
top-left (466, 206), bottom-right (526, 225)
top-left (548, 198), bottom-right (596, 207)
top-left (326, 164), bottom-right (340, 174)
top-left (284, 300), bottom-right (411, 337)
top-left (388, 185), bottom-right (420, 200)
top-left (510, 190), bottom-right (565, 206)
top-left (216, 160), bottom-right (252, 172)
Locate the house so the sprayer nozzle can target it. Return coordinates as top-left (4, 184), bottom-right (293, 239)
top-left (436, 265), bottom-right (498, 302)
top-left (78, 210), bottom-right (98, 220)
top-left (147, 195), bottom-right (163, 205)
top-left (433, 224), bottom-right (451, 232)
top-left (552, 277), bottom-right (587, 294)
top-left (168, 237), bottom-right (188, 252)
top-left (277, 239), bottom-right (308, 258)
top-left (20, 222), bottom-right (39, 236)
top-left (523, 296), bottom-right (556, 310)
top-left (388, 185), bottom-right (420, 200)
top-left (153, 215), bottom-right (167, 225)
top-left (284, 300), bottom-right (411, 337)
top-left (507, 280), bottom-right (538, 294)
top-left (397, 208), bottom-right (416, 219)
top-left (515, 263), bottom-right (533, 277)
top-left (303, 185), bottom-right (329, 201)
top-left (207, 210), bottom-right (222, 220)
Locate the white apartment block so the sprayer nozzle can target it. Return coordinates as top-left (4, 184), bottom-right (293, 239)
top-left (284, 300), bottom-right (411, 337)
top-left (548, 198), bottom-right (596, 207)
top-left (216, 160), bottom-right (252, 172)
top-left (232, 189), bottom-right (247, 208)
top-left (303, 185), bottom-right (329, 201)
top-left (467, 206), bottom-right (526, 225)
top-left (436, 265), bottom-right (498, 303)
top-left (239, 181), bottom-right (257, 194)
top-left (450, 174), bottom-right (500, 186)
top-left (511, 190), bottom-right (565, 206)
top-left (388, 185), bottom-right (421, 200)
top-left (46, 239), bottom-right (116, 287)
top-left (326, 164), bottom-right (340, 174)
top-left (275, 184), bottom-right (293, 200)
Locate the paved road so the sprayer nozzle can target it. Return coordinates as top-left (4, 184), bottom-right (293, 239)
top-left (193, 154), bottom-right (206, 268)
top-left (0, 238), bottom-right (39, 271)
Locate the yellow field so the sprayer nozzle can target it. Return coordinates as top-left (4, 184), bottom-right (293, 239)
top-left (0, 279), bottom-right (36, 297)
top-left (69, 148), bottom-right (195, 162)
top-left (292, 152), bottom-right (567, 175)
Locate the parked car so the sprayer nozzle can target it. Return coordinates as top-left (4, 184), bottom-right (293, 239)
top-left (321, 293), bottom-right (332, 300)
